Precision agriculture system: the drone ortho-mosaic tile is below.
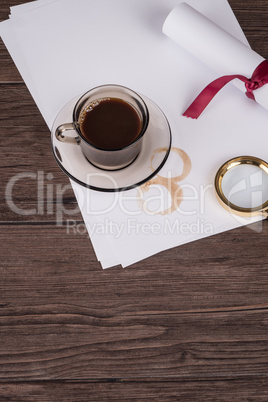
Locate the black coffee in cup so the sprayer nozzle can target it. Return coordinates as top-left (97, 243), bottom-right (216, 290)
top-left (56, 85), bottom-right (149, 170)
top-left (79, 98), bottom-right (142, 150)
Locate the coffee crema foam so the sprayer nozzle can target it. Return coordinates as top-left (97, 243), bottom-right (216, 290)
top-left (79, 97), bottom-right (111, 124)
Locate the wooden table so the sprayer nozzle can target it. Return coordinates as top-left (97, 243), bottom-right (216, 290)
top-left (1, 0), bottom-right (268, 400)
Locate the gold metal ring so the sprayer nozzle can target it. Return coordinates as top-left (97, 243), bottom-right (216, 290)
top-left (214, 156), bottom-right (268, 217)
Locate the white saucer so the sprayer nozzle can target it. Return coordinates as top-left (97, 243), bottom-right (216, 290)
top-left (51, 94), bottom-right (172, 192)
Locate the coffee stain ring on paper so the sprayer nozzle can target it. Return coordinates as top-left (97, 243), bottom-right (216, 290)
top-left (138, 147), bottom-right (192, 215)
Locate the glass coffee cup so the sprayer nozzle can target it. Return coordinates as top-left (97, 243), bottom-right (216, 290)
top-left (55, 85), bottom-right (149, 170)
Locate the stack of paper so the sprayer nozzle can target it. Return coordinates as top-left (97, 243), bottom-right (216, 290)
top-left (1, 0), bottom-right (267, 268)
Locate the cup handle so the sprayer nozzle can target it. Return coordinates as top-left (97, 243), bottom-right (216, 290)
top-left (55, 123), bottom-right (80, 144)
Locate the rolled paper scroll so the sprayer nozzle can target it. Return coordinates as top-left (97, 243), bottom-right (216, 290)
top-left (162, 2), bottom-right (268, 118)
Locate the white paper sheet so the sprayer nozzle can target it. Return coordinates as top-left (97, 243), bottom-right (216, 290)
top-left (1, 0), bottom-right (267, 268)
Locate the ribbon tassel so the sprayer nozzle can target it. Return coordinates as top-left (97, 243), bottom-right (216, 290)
top-left (183, 60), bottom-right (268, 119)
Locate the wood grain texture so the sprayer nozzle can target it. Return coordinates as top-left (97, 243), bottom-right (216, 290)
top-left (1, 379), bottom-right (268, 402)
top-left (0, 0), bottom-right (268, 400)
top-left (0, 85), bottom-right (78, 222)
top-left (0, 225), bottom-right (268, 311)
top-left (0, 42), bottom-right (22, 82)
top-left (0, 226), bottom-right (268, 382)
top-left (0, 304), bottom-right (267, 380)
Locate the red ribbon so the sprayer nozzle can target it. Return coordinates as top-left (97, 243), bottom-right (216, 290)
top-left (183, 60), bottom-right (268, 119)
